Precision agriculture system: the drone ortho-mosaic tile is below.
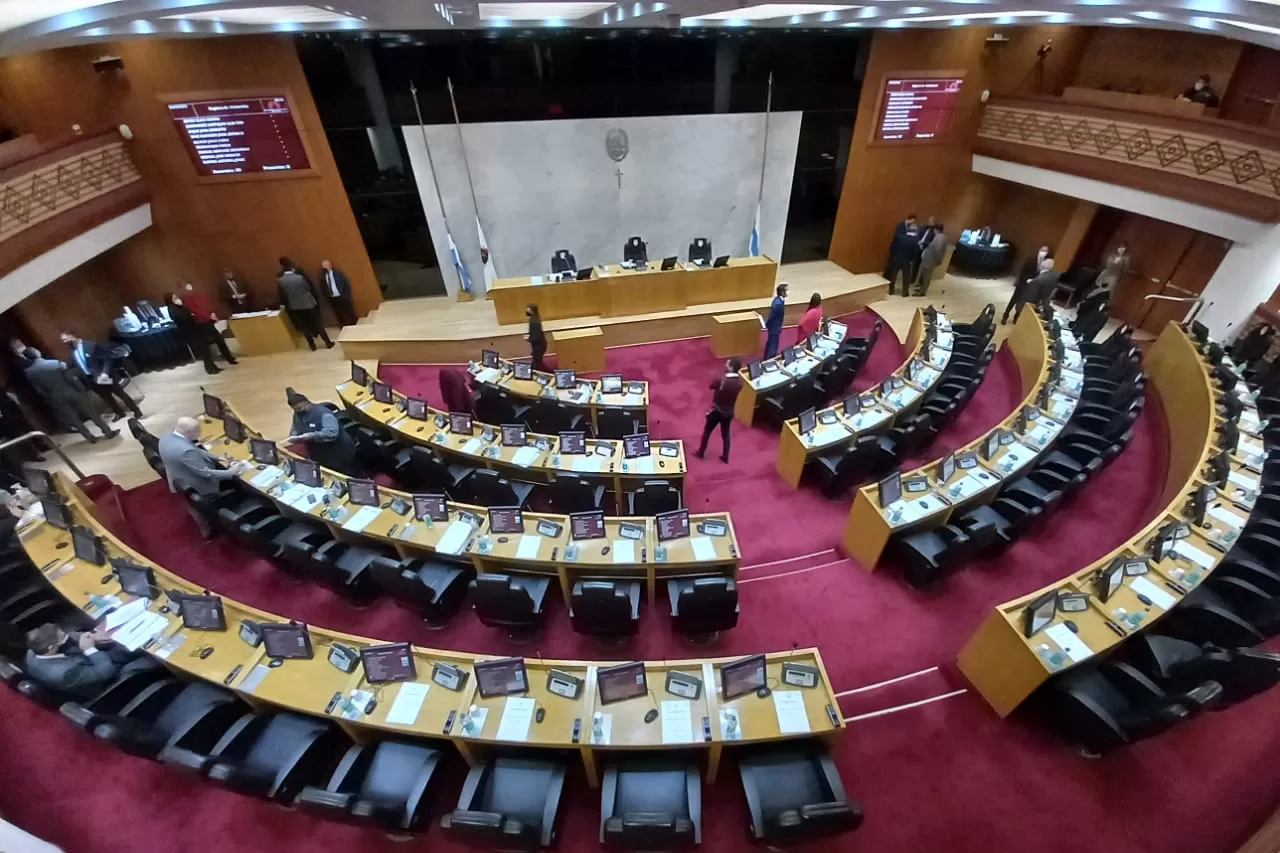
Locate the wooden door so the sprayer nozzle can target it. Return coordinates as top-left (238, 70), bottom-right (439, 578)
top-left (1107, 215), bottom-right (1197, 327)
top-left (1139, 233), bottom-right (1231, 335)
top-left (1220, 45), bottom-right (1280, 129)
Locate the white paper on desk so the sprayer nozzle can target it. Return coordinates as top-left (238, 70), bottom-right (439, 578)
top-left (515, 535), bottom-right (543, 561)
top-left (460, 437), bottom-right (486, 455)
top-left (948, 473), bottom-right (993, 500)
top-left (572, 456), bottom-right (603, 473)
top-left (929, 345), bottom-right (949, 367)
top-left (690, 536), bottom-right (716, 561)
top-left (249, 466), bottom-right (284, 489)
top-left (850, 409), bottom-right (891, 431)
top-left (342, 505), bottom-right (383, 533)
top-left (511, 446), bottom-right (541, 468)
top-left (1239, 439), bottom-right (1265, 459)
top-left (890, 387), bottom-right (921, 407)
top-left (1241, 409), bottom-right (1261, 430)
top-left (913, 366), bottom-right (941, 387)
top-left (1129, 576), bottom-right (1177, 610)
top-left (436, 521), bottom-right (473, 556)
top-left (1025, 421), bottom-right (1060, 448)
top-left (1228, 470), bottom-right (1260, 492)
top-left (754, 372), bottom-right (788, 390)
top-left (1173, 539), bottom-right (1215, 570)
top-left (496, 696), bottom-right (537, 742)
top-left (239, 664), bottom-right (271, 694)
top-left (103, 598), bottom-right (148, 631)
top-left (385, 687), bottom-right (428, 726)
top-left (591, 713), bottom-right (613, 745)
top-left (629, 456), bottom-right (656, 475)
top-left (612, 539), bottom-right (636, 563)
top-left (475, 367), bottom-right (501, 384)
top-left (113, 612), bottom-right (168, 652)
top-left (1044, 623), bottom-right (1093, 663)
top-left (998, 442), bottom-right (1036, 473)
top-left (277, 484), bottom-right (315, 509)
top-left (153, 632), bottom-right (187, 660)
top-left (772, 691), bottom-right (811, 735)
top-left (935, 331), bottom-right (954, 349)
top-left (1208, 504), bottom-right (1245, 529)
top-left (660, 700), bottom-right (693, 744)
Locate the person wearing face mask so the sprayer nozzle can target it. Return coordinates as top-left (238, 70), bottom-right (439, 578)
top-left (166, 286), bottom-right (237, 374)
top-left (1092, 242), bottom-right (1132, 299)
top-left (1004, 245), bottom-right (1051, 325)
top-left (526, 304), bottom-right (547, 371)
top-left (1178, 74), bottom-right (1219, 107)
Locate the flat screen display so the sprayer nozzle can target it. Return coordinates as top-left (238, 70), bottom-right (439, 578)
top-left (179, 594), bottom-right (226, 631)
top-left (361, 642), bottom-right (417, 684)
top-left (555, 369), bottom-right (576, 390)
top-left (482, 349), bottom-right (499, 368)
top-left (598, 661), bottom-right (648, 705)
top-left (878, 472), bottom-right (902, 508)
top-left (202, 393), bottom-right (224, 419)
top-left (249, 438), bottom-right (278, 466)
top-left (292, 458), bottom-right (322, 487)
top-left (114, 561), bottom-right (157, 598)
top-left (414, 494), bottom-right (449, 522)
top-left (559, 431), bottom-right (586, 454)
top-left (501, 424), bottom-right (527, 447)
top-left (601, 374), bottom-right (623, 393)
top-left (260, 622), bottom-right (314, 659)
top-left (167, 96), bottom-right (312, 177)
top-left (224, 415), bottom-right (246, 443)
top-left (474, 656), bottom-right (528, 698)
top-left (72, 525), bottom-right (105, 565)
top-left (449, 413), bottom-right (473, 435)
top-left (405, 397), bottom-right (428, 420)
top-left (488, 506), bottom-right (524, 534)
top-left (26, 468), bottom-right (54, 498)
top-left (351, 362), bottom-right (369, 386)
top-left (371, 381), bottom-right (393, 404)
top-left (348, 479), bottom-right (379, 507)
top-left (656, 508), bottom-right (690, 542)
top-left (876, 76), bottom-right (964, 143)
top-left (623, 433), bottom-right (651, 459)
top-left (721, 653), bottom-right (767, 700)
top-left (798, 408), bottom-right (817, 434)
top-left (513, 362), bottom-right (532, 380)
top-left (42, 497), bottom-right (71, 530)
top-left (570, 510), bottom-right (606, 541)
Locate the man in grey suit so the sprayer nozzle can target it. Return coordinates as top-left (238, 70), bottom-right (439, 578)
top-left (158, 416), bottom-right (250, 537)
top-left (913, 223), bottom-right (948, 297)
top-left (22, 348), bottom-right (117, 443)
top-left (277, 256), bottom-right (333, 351)
top-left (1024, 258), bottom-right (1062, 322)
top-left (24, 622), bottom-right (153, 700)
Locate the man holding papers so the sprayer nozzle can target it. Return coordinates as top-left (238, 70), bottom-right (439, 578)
top-left (23, 622), bottom-right (153, 700)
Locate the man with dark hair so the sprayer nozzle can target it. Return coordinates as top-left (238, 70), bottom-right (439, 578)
top-left (286, 387), bottom-right (361, 474)
top-left (60, 331), bottom-right (142, 419)
top-left (277, 257), bottom-right (333, 351)
top-left (1179, 74), bottom-right (1219, 107)
top-left (694, 357), bottom-right (744, 464)
top-left (24, 622), bottom-right (153, 699)
top-left (884, 214), bottom-right (920, 296)
top-left (764, 282), bottom-right (789, 359)
top-left (23, 348), bottom-right (117, 442)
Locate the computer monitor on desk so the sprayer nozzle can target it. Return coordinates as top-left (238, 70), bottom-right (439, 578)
top-left (72, 525), bottom-right (105, 565)
top-left (721, 653), bottom-right (767, 700)
top-left (405, 397), bottom-right (428, 420)
top-left (249, 438), bottom-right (278, 466)
top-left (291, 458), bottom-right (322, 487)
top-left (1021, 591), bottom-right (1057, 638)
top-left (112, 560), bottom-right (157, 599)
top-left (361, 642), bottom-right (416, 684)
top-left (371, 381), bottom-right (393, 404)
top-left (450, 413), bottom-right (474, 435)
top-left (798, 408), bottom-right (817, 435)
top-left (414, 494), bottom-right (448, 522)
top-left (623, 433), bottom-right (651, 459)
top-left (601, 374), bottom-right (623, 394)
top-left (713, 255), bottom-right (730, 268)
top-left (878, 472), bottom-right (902, 508)
top-left (482, 349), bottom-right (499, 369)
top-left (502, 424), bottom-right (528, 447)
top-left (350, 362), bottom-right (369, 387)
top-left (41, 497), bottom-right (71, 531)
top-left (488, 506), bottom-right (524, 534)
top-left (177, 594), bottom-right (226, 631)
top-left (223, 415), bottom-right (247, 444)
top-left (348, 478), bottom-right (380, 507)
top-left (555, 369), bottom-right (576, 390)
top-left (475, 656), bottom-right (529, 698)
top-left (656, 508), bottom-right (690, 541)
top-left (260, 622), bottom-right (314, 660)
top-left (513, 361), bottom-right (533, 380)
top-left (203, 393), bottom-right (224, 419)
top-left (570, 510), bottom-right (606, 540)
top-left (599, 661), bottom-right (648, 704)
top-left (559, 431), bottom-right (586, 454)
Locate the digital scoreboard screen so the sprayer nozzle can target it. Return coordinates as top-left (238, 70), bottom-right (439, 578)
top-left (876, 77), bottom-right (964, 143)
top-left (167, 96), bottom-right (311, 177)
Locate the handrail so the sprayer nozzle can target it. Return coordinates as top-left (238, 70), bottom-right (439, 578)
top-left (1143, 293), bottom-right (1205, 326)
top-left (0, 431), bottom-right (86, 481)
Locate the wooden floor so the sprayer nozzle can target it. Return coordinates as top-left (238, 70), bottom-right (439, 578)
top-left (45, 262), bottom-right (1022, 492)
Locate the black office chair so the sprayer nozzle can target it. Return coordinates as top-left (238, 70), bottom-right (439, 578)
top-left (295, 739), bottom-right (446, 834)
top-left (687, 238), bottom-right (712, 266)
top-left (475, 389), bottom-right (528, 426)
top-left (760, 378), bottom-right (817, 430)
top-left (548, 473), bottom-right (606, 515)
top-left (893, 524), bottom-right (971, 589)
top-left (469, 573), bottom-right (551, 640)
top-left (215, 496), bottom-right (284, 552)
top-left (1037, 661), bottom-right (1222, 756)
top-left (626, 480), bottom-right (681, 517)
top-left (61, 681), bottom-right (245, 759)
top-left (127, 417), bottom-right (159, 454)
top-left (737, 742), bottom-right (863, 844)
top-left (601, 760), bottom-right (701, 850)
top-left (161, 711), bottom-right (346, 801)
top-left (623, 237), bottom-right (648, 266)
top-left (55, 667), bottom-right (173, 728)
top-left (812, 435), bottom-right (879, 500)
top-left (309, 540), bottom-right (396, 605)
top-left (570, 579), bottom-right (641, 642)
top-left (270, 520), bottom-right (335, 582)
top-left (526, 398), bottom-right (586, 434)
top-left (550, 249), bottom-right (577, 274)
top-left (667, 577), bottom-right (738, 641)
top-left (441, 755), bottom-right (569, 851)
top-left (392, 446), bottom-right (475, 498)
top-left (365, 556), bottom-right (474, 627)
top-left (597, 408), bottom-right (644, 439)
top-left (462, 469), bottom-right (535, 508)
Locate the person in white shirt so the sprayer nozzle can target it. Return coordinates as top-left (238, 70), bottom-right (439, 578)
top-left (318, 259), bottom-right (356, 327)
top-left (220, 269), bottom-right (254, 314)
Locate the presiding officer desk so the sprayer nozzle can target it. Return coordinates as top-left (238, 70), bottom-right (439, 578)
top-left (841, 308), bottom-right (1070, 566)
top-left (958, 323), bottom-right (1260, 716)
top-left (336, 369), bottom-right (686, 500)
top-left (26, 475), bottom-right (841, 787)
top-left (201, 404), bottom-right (723, 608)
top-left (489, 256), bottom-right (778, 325)
top-left (775, 308), bottom-right (955, 488)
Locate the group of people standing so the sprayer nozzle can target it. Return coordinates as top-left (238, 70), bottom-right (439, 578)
top-left (884, 214), bottom-right (950, 298)
top-left (10, 334), bottom-right (141, 444)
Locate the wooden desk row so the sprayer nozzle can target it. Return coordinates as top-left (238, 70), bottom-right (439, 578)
top-left (957, 323), bottom-right (1255, 716)
top-left (337, 375), bottom-right (685, 497)
top-left (28, 477), bottom-right (840, 788)
top-left (733, 314), bottom-right (859, 429)
top-left (841, 309), bottom-right (1071, 567)
top-left (202, 406), bottom-right (726, 609)
top-left (489, 256), bottom-right (778, 325)
top-left (775, 308), bottom-right (955, 489)
top-left (464, 355), bottom-right (652, 434)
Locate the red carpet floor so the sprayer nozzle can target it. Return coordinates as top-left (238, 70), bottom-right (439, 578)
top-left (1, 311), bottom-right (1278, 853)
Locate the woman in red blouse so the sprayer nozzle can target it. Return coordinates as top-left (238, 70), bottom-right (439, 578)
top-left (797, 293), bottom-right (823, 344)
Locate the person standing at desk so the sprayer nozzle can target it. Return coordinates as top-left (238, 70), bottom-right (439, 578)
top-left (159, 416), bottom-right (250, 537)
top-left (59, 331), bottom-right (142, 420)
top-left (526, 304), bottom-right (547, 371)
top-left (176, 282), bottom-right (238, 369)
top-left (24, 622), bottom-right (154, 700)
top-left (286, 388), bottom-right (363, 475)
top-left (278, 257), bottom-right (334, 351)
top-left (1025, 258), bottom-right (1061, 320)
top-left (1003, 245), bottom-right (1050, 325)
top-left (797, 293), bottom-right (823, 344)
top-left (318, 259), bottom-right (356, 327)
top-left (764, 282), bottom-right (788, 359)
top-left (220, 268), bottom-right (254, 314)
top-left (694, 357), bottom-right (744, 464)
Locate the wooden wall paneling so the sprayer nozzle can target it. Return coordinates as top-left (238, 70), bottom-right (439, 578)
top-left (828, 25), bottom-right (1091, 274)
top-left (1219, 44), bottom-right (1280, 129)
top-left (1070, 29), bottom-right (1243, 99)
top-left (1054, 200), bottom-right (1098, 271)
top-left (1106, 214), bottom-right (1196, 327)
top-left (1139, 233), bottom-right (1231, 334)
top-left (10, 258), bottom-right (126, 356)
top-left (0, 36), bottom-right (382, 322)
top-left (985, 180), bottom-right (1079, 272)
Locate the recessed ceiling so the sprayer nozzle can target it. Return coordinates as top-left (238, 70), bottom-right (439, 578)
top-left (5, 0), bottom-right (1280, 56)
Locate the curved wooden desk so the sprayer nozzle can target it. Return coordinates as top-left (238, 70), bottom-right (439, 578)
top-left (775, 308), bottom-right (955, 489)
top-left (489, 255), bottom-right (778, 325)
top-left (26, 476), bottom-right (840, 787)
top-left (201, 404), bottom-right (728, 608)
top-left (337, 373), bottom-right (685, 496)
top-left (840, 308), bottom-right (1072, 568)
top-left (957, 323), bottom-right (1257, 716)
top-left (731, 315), bottom-right (854, 428)
top-left (464, 355), bottom-right (652, 435)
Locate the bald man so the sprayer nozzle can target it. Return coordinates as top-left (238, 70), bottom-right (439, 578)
top-left (158, 416), bottom-right (249, 538)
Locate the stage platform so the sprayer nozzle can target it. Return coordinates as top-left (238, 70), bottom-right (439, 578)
top-left (339, 261), bottom-right (888, 364)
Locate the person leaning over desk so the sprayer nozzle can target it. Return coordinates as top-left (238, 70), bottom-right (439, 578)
top-left (286, 387), bottom-right (364, 476)
top-left (797, 293), bottom-right (823, 344)
top-left (24, 622), bottom-right (155, 700)
top-left (159, 415), bottom-right (251, 539)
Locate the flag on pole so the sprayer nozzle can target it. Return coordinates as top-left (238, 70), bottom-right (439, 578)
top-left (477, 216), bottom-right (497, 294)
top-left (448, 230), bottom-right (472, 294)
top-left (749, 203), bottom-right (761, 257)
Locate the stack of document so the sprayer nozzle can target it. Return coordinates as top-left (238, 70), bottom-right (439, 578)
top-left (342, 505), bottom-right (383, 533)
top-left (249, 466), bottom-right (284, 489)
top-left (510, 446), bottom-right (541, 468)
top-left (436, 521), bottom-right (474, 555)
top-left (111, 609), bottom-right (169, 651)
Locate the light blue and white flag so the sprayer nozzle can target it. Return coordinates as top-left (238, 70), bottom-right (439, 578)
top-left (749, 203), bottom-right (761, 257)
top-left (448, 230), bottom-right (472, 294)
top-left (477, 216), bottom-right (497, 294)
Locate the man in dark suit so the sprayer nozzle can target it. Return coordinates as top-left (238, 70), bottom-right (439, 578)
top-left (24, 622), bottom-right (154, 700)
top-left (318, 259), bottom-right (356, 327)
top-left (1023, 258), bottom-right (1061, 322)
top-left (1003, 245), bottom-right (1051, 325)
top-left (278, 257), bottom-right (333, 350)
top-left (220, 268), bottom-right (254, 314)
top-left (883, 214), bottom-right (920, 296)
top-left (59, 331), bottom-right (142, 420)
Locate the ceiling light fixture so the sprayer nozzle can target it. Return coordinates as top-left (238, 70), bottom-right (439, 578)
top-left (879, 9), bottom-right (1050, 23)
top-left (0, 0), bottom-right (126, 34)
top-left (479, 2), bottom-right (613, 19)
top-left (683, 3), bottom-right (857, 23)
top-left (161, 5), bottom-right (361, 25)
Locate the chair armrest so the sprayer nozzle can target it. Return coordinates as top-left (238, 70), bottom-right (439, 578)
top-left (58, 702), bottom-right (101, 731)
top-left (540, 762), bottom-right (569, 846)
top-left (159, 745), bottom-right (214, 774)
top-left (206, 760), bottom-right (237, 783)
top-left (295, 787), bottom-right (355, 813)
top-left (312, 540), bottom-right (343, 565)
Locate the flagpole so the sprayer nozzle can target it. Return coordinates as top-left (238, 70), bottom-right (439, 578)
top-left (757, 71), bottom-right (773, 211)
top-left (411, 81), bottom-right (472, 302)
top-left (447, 77), bottom-right (492, 299)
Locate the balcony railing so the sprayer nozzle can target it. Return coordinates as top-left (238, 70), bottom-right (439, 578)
top-left (975, 95), bottom-right (1280, 222)
top-left (0, 130), bottom-right (147, 278)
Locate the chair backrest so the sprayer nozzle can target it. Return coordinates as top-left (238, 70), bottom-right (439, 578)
top-left (359, 740), bottom-right (434, 805)
top-left (596, 408), bottom-right (638, 439)
top-left (469, 469), bottom-right (518, 506)
top-left (624, 237), bottom-right (647, 262)
top-left (673, 577), bottom-right (738, 634)
top-left (688, 238), bottom-right (712, 262)
top-left (551, 474), bottom-right (597, 513)
top-left (471, 574), bottom-right (535, 626)
top-left (550, 249), bottom-right (576, 273)
top-left (571, 581), bottom-right (632, 633)
top-left (635, 480), bottom-right (680, 516)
